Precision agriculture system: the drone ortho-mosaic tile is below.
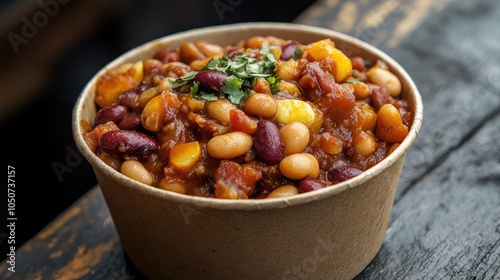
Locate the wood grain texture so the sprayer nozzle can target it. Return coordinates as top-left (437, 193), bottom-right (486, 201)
top-left (0, 187), bottom-right (136, 280)
top-left (1, 0), bottom-right (499, 279)
top-left (296, 0), bottom-right (500, 278)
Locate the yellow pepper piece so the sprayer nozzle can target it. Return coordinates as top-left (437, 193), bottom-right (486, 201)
top-left (306, 39), bottom-right (336, 59)
top-left (276, 99), bottom-right (316, 126)
top-left (276, 80), bottom-right (301, 97)
top-left (306, 39), bottom-right (352, 82)
top-left (141, 94), bottom-right (166, 132)
top-left (128, 60), bottom-right (144, 84)
top-left (169, 141), bottom-right (201, 172)
top-left (95, 61), bottom-right (143, 108)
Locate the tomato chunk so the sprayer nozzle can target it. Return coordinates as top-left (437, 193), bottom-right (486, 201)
top-left (214, 161), bottom-right (262, 199)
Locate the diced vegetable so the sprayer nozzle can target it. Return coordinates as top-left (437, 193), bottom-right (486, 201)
top-left (169, 141), bottom-right (201, 171)
top-left (276, 99), bottom-right (316, 126)
top-left (306, 39), bottom-right (353, 82)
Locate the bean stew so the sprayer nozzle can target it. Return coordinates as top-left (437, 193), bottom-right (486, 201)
top-left (82, 36), bottom-right (413, 199)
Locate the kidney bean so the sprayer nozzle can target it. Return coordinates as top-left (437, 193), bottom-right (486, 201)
top-left (253, 120), bottom-right (284, 165)
top-left (350, 56), bottom-right (366, 72)
top-left (117, 82), bottom-right (148, 110)
top-left (280, 41), bottom-right (299, 61)
top-left (226, 47), bottom-right (242, 59)
top-left (99, 130), bottom-right (159, 157)
top-left (118, 114), bottom-right (142, 131)
top-left (95, 104), bottom-right (128, 125)
top-left (194, 70), bottom-right (228, 91)
top-left (117, 90), bottom-right (139, 109)
top-left (329, 164), bottom-right (364, 183)
top-left (153, 48), bottom-right (180, 63)
top-left (369, 85), bottom-right (390, 111)
top-left (298, 178), bottom-right (327, 193)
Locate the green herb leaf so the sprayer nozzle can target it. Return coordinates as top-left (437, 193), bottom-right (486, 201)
top-left (199, 92), bottom-right (218, 101)
top-left (346, 78), bottom-right (361, 84)
top-left (266, 76), bottom-right (282, 94)
top-left (225, 75), bottom-right (243, 89)
top-left (364, 60), bottom-right (372, 69)
top-left (189, 81), bottom-right (200, 95)
top-left (292, 46), bottom-right (302, 61)
top-left (186, 47), bottom-right (280, 105)
top-left (171, 71), bottom-right (197, 88)
top-left (221, 75), bottom-right (245, 105)
top-left (224, 86), bottom-right (246, 105)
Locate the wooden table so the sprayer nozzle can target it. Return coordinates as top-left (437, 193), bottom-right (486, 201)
top-left (2, 0), bottom-right (499, 279)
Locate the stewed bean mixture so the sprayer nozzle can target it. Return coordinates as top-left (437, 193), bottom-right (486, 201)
top-left (82, 36), bottom-right (412, 199)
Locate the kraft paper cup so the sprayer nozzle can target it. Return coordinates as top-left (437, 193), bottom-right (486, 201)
top-left (73, 22), bottom-right (423, 280)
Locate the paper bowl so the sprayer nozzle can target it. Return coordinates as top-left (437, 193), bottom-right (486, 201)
top-left (72, 22), bottom-right (423, 280)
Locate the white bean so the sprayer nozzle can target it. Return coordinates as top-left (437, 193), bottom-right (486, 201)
top-left (206, 99), bottom-right (236, 124)
top-left (243, 93), bottom-right (278, 118)
top-left (207, 132), bottom-right (253, 159)
top-left (367, 66), bottom-right (402, 97)
top-left (120, 160), bottom-right (153, 185)
top-left (266, 184), bottom-right (299, 198)
top-left (279, 153), bottom-right (319, 180)
top-left (279, 122), bottom-right (310, 155)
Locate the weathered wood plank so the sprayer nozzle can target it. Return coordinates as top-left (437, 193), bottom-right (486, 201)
top-left (299, 0), bottom-right (500, 278)
top-left (296, 0), bottom-right (500, 278)
top-left (297, 0), bottom-right (500, 202)
top-left (0, 187), bottom-right (136, 280)
top-left (356, 108), bottom-right (500, 279)
top-left (2, 0), bottom-right (499, 279)
top-left (382, 0), bottom-right (500, 203)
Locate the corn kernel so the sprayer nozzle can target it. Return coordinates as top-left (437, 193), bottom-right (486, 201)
top-left (169, 141), bottom-right (201, 171)
top-left (276, 99), bottom-right (316, 126)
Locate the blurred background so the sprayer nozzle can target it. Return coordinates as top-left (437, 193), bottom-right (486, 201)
top-left (0, 0), bottom-right (317, 258)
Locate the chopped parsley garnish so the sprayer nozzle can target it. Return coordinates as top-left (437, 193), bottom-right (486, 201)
top-left (170, 46), bottom-right (280, 105)
top-left (172, 71), bottom-right (197, 88)
top-left (364, 60), bottom-right (372, 69)
top-left (292, 46), bottom-right (302, 60)
top-left (266, 76), bottom-right (282, 94)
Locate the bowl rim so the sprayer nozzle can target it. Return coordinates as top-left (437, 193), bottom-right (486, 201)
top-left (72, 22), bottom-right (423, 211)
